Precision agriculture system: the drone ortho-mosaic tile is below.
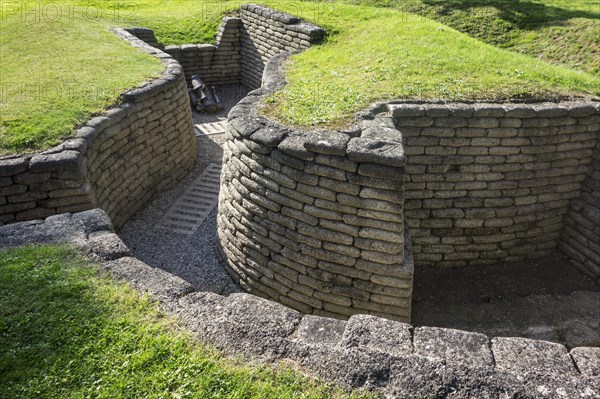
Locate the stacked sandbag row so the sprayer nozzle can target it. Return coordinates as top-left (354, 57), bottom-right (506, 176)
top-left (217, 81), bottom-right (412, 321)
top-left (385, 102), bottom-right (599, 267)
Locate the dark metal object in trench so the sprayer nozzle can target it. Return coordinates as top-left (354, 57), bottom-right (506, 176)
top-left (189, 75), bottom-right (224, 113)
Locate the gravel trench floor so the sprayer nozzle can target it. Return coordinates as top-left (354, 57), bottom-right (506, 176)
top-left (119, 132), bottom-right (240, 295)
top-left (119, 84), bottom-right (248, 295)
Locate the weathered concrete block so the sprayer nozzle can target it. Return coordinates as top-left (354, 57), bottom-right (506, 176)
top-left (105, 256), bottom-right (194, 307)
top-left (0, 157), bottom-right (30, 177)
top-left (0, 213), bottom-right (86, 247)
top-left (74, 209), bottom-right (114, 233)
top-left (340, 314), bottom-right (413, 356)
top-left (492, 337), bottom-right (576, 375)
top-left (303, 131), bottom-right (350, 156)
top-left (85, 232), bottom-right (132, 260)
top-left (29, 151), bottom-right (83, 172)
top-left (570, 347), bottom-right (600, 377)
top-left (414, 327), bottom-right (493, 367)
top-left (347, 138), bottom-right (405, 167)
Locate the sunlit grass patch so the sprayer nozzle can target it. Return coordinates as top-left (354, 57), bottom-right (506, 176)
top-left (0, 245), bottom-right (373, 399)
top-left (265, 4), bottom-right (599, 127)
top-left (0, 9), bottom-right (163, 155)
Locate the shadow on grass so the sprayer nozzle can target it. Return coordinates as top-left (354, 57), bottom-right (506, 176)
top-left (348, 0), bottom-right (599, 34)
top-left (0, 246), bottom-right (349, 399)
top-left (420, 0), bottom-right (600, 30)
top-left (0, 246), bottom-right (120, 398)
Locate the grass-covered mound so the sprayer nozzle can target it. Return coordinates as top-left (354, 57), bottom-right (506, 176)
top-left (1, 0), bottom-right (598, 154)
top-left (268, 2), bottom-right (599, 126)
top-left (352, 0), bottom-right (600, 76)
top-left (0, 245), bottom-right (370, 399)
top-left (0, 11), bottom-right (163, 155)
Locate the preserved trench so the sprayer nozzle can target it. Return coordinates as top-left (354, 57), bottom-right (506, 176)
top-left (119, 2), bottom-right (600, 351)
top-left (1, 4), bottom-right (599, 396)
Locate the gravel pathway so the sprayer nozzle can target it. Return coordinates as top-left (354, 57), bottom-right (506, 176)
top-left (119, 84), bottom-right (248, 295)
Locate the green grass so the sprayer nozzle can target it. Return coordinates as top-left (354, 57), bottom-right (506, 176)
top-left (75, 0), bottom-right (239, 45)
top-left (351, 0), bottom-right (600, 76)
top-left (0, 10), bottom-right (163, 155)
top-left (0, 245), bottom-right (372, 399)
top-left (1, 1), bottom-right (598, 154)
top-left (266, 3), bottom-right (599, 127)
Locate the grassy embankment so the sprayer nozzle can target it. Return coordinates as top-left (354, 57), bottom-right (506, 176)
top-left (0, 245), bottom-right (372, 399)
top-left (1, 0), bottom-right (598, 153)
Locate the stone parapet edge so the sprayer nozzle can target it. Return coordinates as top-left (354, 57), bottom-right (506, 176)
top-left (0, 209), bottom-right (598, 398)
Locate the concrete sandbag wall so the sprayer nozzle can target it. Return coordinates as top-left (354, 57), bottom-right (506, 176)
top-left (0, 29), bottom-right (197, 229)
top-left (561, 140), bottom-right (600, 284)
top-left (382, 102), bottom-right (600, 267)
top-left (217, 54), bottom-right (413, 322)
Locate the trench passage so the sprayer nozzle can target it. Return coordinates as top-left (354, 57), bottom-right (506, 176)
top-left (118, 84), bottom-right (248, 294)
